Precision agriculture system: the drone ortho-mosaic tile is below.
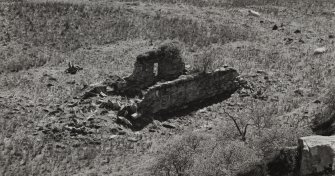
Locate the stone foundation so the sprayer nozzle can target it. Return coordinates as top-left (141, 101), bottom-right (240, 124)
top-left (85, 41), bottom-right (240, 117)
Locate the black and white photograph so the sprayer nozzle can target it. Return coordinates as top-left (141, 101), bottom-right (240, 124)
top-left (1, 0), bottom-right (335, 175)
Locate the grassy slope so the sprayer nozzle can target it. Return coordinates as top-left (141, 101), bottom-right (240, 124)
top-left (0, 0), bottom-right (335, 175)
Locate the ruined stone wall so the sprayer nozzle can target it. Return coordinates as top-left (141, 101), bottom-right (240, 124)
top-left (137, 67), bottom-right (239, 114)
top-left (124, 41), bottom-right (185, 91)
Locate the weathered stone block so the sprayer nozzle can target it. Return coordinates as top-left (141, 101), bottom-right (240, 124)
top-left (299, 135), bottom-right (335, 176)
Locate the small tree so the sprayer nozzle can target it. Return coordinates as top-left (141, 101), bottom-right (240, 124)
top-left (151, 133), bottom-right (206, 176)
top-left (222, 109), bottom-right (251, 142)
top-left (193, 44), bottom-right (223, 73)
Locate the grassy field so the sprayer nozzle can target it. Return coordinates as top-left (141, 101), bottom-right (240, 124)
top-left (0, 0), bottom-right (334, 175)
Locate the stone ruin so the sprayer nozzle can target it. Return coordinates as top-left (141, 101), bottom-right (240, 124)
top-left (84, 41), bottom-right (240, 120)
top-left (124, 41), bottom-right (185, 91)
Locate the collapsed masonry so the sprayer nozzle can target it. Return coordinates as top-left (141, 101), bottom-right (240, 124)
top-left (85, 41), bottom-right (240, 118)
top-left (124, 41), bottom-right (185, 91)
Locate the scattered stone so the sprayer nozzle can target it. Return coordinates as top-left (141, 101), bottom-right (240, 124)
top-left (48, 108), bottom-right (62, 116)
top-left (101, 157), bottom-right (110, 164)
top-left (118, 130), bottom-right (127, 135)
top-left (299, 136), bottom-right (335, 176)
top-left (198, 108), bottom-right (207, 113)
top-left (162, 122), bottom-right (176, 129)
top-left (131, 112), bottom-right (140, 119)
top-left (248, 9), bottom-right (261, 17)
top-left (109, 135), bottom-right (118, 139)
top-left (55, 143), bottom-right (66, 149)
top-left (72, 143), bottom-right (81, 148)
top-left (129, 100), bottom-right (138, 113)
top-left (314, 47), bottom-right (327, 55)
top-left (68, 102), bottom-right (78, 107)
top-left (284, 38), bottom-right (294, 45)
top-left (48, 76), bottom-right (57, 82)
top-left (106, 86), bottom-right (114, 93)
top-left (110, 127), bottom-right (119, 134)
top-left (99, 100), bottom-right (121, 111)
top-left (152, 120), bottom-right (161, 127)
top-left (272, 25), bottom-right (278, 30)
top-left (65, 62), bottom-right (83, 74)
top-left (313, 99), bottom-right (321, 104)
top-left (128, 137), bottom-right (141, 142)
top-left (82, 83), bottom-right (107, 99)
top-left (294, 88), bottom-right (305, 96)
top-left (116, 116), bottom-right (132, 127)
top-left (46, 83), bottom-right (54, 87)
top-left (35, 126), bottom-right (44, 131)
top-left (89, 140), bottom-right (101, 145)
top-left (256, 70), bottom-right (267, 74)
top-left (149, 128), bottom-right (156, 132)
top-left (66, 80), bottom-right (76, 85)
top-left (100, 92), bottom-right (107, 97)
top-left (294, 29), bottom-right (301, 34)
top-left (202, 124), bottom-right (213, 130)
top-left (100, 110), bottom-right (108, 115)
top-left (239, 88), bottom-right (251, 97)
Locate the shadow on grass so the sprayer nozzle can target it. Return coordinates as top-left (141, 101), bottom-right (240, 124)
top-left (131, 93), bottom-right (233, 131)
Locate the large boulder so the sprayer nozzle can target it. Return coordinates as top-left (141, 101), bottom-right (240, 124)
top-left (236, 147), bottom-right (298, 176)
top-left (299, 135), bottom-right (335, 176)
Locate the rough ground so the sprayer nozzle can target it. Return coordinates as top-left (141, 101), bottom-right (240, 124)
top-left (0, 0), bottom-right (335, 175)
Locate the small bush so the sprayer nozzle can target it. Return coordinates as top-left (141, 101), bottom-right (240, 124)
top-left (151, 133), bottom-right (207, 176)
top-left (193, 44), bottom-right (225, 73)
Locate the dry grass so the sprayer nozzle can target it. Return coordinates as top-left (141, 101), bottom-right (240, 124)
top-left (1, 0), bottom-right (335, 175)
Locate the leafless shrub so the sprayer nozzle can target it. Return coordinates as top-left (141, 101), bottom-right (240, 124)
top-left (193, 45), bottom-right (225, 73)
top-left (222, 109), bottom-right (251, 142)
top-left (151, 133), bottom-right (207, 176)
top-left (192, 140), bottom-right (260, 176)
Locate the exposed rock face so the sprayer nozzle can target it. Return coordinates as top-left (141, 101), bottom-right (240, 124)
top-left (299, 135), bottom-right (335, 176)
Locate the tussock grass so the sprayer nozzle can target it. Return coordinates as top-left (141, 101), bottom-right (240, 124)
top-left (0, 1), bottom-right (255, 72)
top-left (118, 0), bottom-right (335, 9)
top-left (1, 0), bottom-right (335, 175)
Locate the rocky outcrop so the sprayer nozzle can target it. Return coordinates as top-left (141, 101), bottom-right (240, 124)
top-left (299, 135), bottom-right (335, 176)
